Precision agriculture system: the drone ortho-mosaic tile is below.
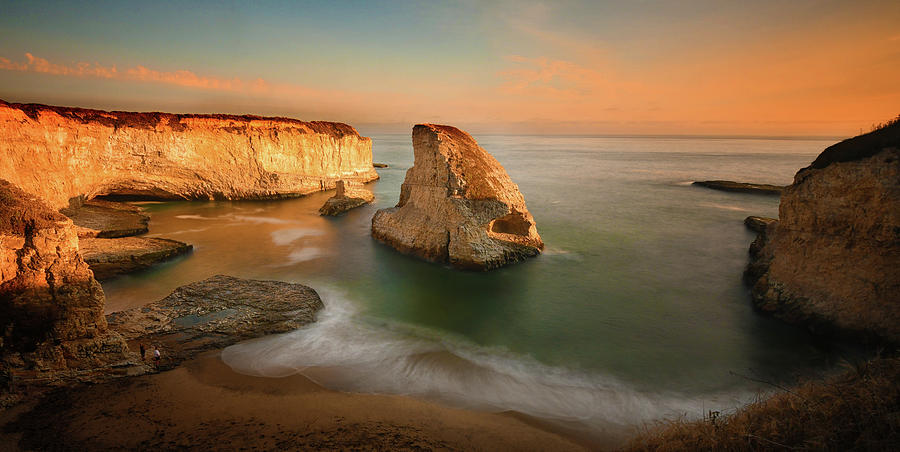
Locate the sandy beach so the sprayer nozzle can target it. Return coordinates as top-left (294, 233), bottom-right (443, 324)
top-left (1, 351), bottom-right (596, 451)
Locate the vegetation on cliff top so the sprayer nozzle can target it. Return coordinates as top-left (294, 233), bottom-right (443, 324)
top-left (809, 115), bottom-right (900, 170)
top-left (626, 356), bottom-right (900, 451)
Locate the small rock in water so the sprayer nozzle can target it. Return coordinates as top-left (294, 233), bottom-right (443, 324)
top-left (319, 180), bottom-right (374, 216)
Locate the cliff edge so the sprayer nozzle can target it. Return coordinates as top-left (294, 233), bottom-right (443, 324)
top-left (0, 100), bottom-right (378, 209)
top-left (745, 119), bottom-right (900, 343)
top-left (372, 124), bottom-right (543, 270)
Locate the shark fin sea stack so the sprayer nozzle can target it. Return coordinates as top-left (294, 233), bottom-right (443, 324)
top-left (372, 124), bottom-right (543, 270)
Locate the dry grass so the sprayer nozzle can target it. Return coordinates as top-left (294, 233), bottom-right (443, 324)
top-left (625, 357), bottom-right (900, 451)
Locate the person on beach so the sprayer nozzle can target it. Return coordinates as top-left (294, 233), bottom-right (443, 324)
top-left (139, 343), bottom-right (146, 360)
top-left (153, 346), bottom-right (161, 368)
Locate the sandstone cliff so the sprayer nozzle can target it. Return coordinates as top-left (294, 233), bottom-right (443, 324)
top-left (372, 124), bottom-right (543, 270)
top-left (746, 120), bottom-right (900, 343)
top-left (0, 100), bottom-right (378, 209)
top-left (0, 180), bottom-right (134, 382)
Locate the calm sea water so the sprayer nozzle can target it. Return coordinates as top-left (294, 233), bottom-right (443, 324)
top-left (102, 134), bottom-right (853, 439)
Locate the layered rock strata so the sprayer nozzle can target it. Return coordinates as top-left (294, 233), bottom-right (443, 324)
top-left (0, 180), bottom-right (136, 383)
top-left (372, 124), bottom-right (543, 270)
top-left (107, 275), bottom-right (323, 366)
top-left (745, 122), bottom-right (900, 343)
top-left (60, 199), bottom-right (150, 238)
top-left (319, 180), bottom-right (375, 216)
top-left (0, 100), bottom-right (378, 209)
top-left (79, 237), bottom-right (193, 280)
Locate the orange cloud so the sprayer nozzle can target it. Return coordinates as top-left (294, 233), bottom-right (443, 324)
top-left (0, 53), bottom-right (268, 93)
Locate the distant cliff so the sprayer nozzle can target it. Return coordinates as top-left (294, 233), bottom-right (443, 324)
top-left (0, 100), bottom-right (378, 209)
top-left (372, 124), bottom-right (543, 270)
top-left (746, 119), bottom-right (900, 343)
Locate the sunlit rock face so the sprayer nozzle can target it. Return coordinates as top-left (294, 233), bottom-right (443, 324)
top-left (0, 100), bottom-right (378, 209)
top-left (372, 124), bottom-right (543, 270)
top-left (0, 180), bottom-right (132, 379)
top-left (746, 122), bottom-right (900, 344)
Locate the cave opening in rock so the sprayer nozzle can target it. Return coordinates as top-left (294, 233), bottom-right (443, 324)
top-left (490, 212), bottom-right (531, 236)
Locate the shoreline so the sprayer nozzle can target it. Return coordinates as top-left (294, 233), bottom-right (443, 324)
top-left (1, 350), bottom-right (599, 451)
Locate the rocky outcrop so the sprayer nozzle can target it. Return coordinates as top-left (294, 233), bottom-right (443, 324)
top-left (0, 180), bottom-right (137, 383)
top-left (80, 237), bottom-right (193, 280)
top-left (693, 180), bottom-right (783, 195)
top-left (745, 121), bottom-right (900, 344)
top-left (319, 180), bottom-right (374, 216)
top-left (371, 124), bottom-right (543, 270)
top-left (107, 275), bottom-right (323, 366)
top-left (60, 199), bottom-right (150, 238)
top-left (0, 100), bottom-right (378, 210)
top-left (744, 216), bottom-right (777, 233)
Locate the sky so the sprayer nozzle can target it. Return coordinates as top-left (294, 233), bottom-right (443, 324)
top-left (1, 0), bottom-right (898, 136)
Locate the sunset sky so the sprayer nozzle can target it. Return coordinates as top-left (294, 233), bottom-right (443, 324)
top-left (1, 0), bottom-right (898, 136)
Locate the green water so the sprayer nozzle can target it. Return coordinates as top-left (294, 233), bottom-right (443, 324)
top-left (102, 134), bottom-right (858, 435)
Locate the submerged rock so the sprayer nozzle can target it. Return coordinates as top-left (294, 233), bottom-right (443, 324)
top-left (318, 180), bottom-right (375, 216)
top-left (745, 121), bottom-right (900, 344)
top-left (80, 236), bottom-right (193, 280)
top-left (371, 124), bottom-right (543, 270)
top-left (0, 180), bottom-right (138, 384)
top-left (60, 199), bottom-right (150, 238)
top-left (693, 180), bottom-right (783, 195)
top-left (107, 275), bottom-right (323, 365)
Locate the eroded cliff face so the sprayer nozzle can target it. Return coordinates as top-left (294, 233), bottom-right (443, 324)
top-left (372, 124), bottom-right (543, 270)
top-left (746, 123), bottom-right (900, 344)
top-left (0, 180), bottom-right (133, 380)
top-left (0, 100), bottom-right (378, 209)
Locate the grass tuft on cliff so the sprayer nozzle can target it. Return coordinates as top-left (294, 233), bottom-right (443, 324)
top-left (810, 114), bottom-right (900, 170)
top-left (625, 357), bottom-right (900, 451)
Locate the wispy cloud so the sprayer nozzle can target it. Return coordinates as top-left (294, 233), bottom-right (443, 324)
top-left (0, 53), bottom-right (270, 92)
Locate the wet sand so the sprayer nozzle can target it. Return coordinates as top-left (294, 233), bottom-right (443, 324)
top-left (1, 351), bottom-right (593, 451)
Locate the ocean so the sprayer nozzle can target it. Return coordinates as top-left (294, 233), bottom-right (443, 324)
top-left (101, 133), bottom-right (856, 439)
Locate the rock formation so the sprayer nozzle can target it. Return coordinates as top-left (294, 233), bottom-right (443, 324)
top-left (371, 124), bottom-right (543, 270)
top-left (0, 100), bottom-right (378, 210)
top-left (107, 275), bottom-right (323, 366)
top-left (745, 121), bottom-right (900, 343)
top-left (0, 180), bottom-right (136, 383)
top-left (693, 180), bottom-right (783, 195)
top-left (80, 237), bottom-right (193, 280)
top-left (319, 180), bottom-right (375, 216)
top-left (60, 199), bottom-right (150, 238)
top-left (743, 216), bottom-right (777, 233)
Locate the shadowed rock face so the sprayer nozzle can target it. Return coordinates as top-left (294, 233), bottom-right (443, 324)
top-left (0, 100), bottom-right (378, 209)
top-left (746, 122), bottom-right (900, 344)
top-left (0, 180), bottom-right (134, 382)
top-left (371, 124), bottom-right (543, 270)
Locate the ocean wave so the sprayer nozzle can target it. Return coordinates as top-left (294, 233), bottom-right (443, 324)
top-left (221, 289), bottom-right (751, 433)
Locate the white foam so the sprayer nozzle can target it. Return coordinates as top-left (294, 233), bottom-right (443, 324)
top-left (222, 289), bottom-right (752, 433)
top-left (700, 202), bottom-right (750, 212)
top-left (281, 248), bottom-right (324, 264)
top-left (271, 228), bottom-right (324, 246)
top-left (175, 214), bottom-right (219, 220)
top-left (231, 215), bottom-right (296, 225)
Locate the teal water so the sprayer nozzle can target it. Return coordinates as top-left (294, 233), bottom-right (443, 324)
top-left (101, 134), bottom-right (853, 438)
